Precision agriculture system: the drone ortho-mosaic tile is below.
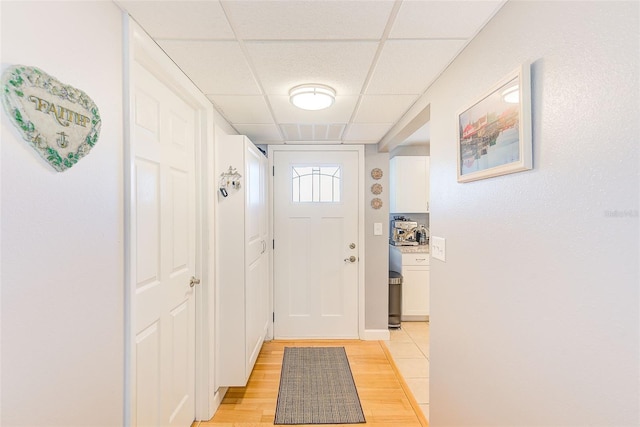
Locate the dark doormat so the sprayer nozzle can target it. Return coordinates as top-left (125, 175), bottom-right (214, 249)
top-left (274, 347), bottom-right (366, 425)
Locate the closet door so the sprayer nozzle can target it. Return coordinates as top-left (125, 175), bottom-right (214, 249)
top-left (131, 61), bottom-right (196, 427)
top-left (245, 142), bottom-right (269, 373)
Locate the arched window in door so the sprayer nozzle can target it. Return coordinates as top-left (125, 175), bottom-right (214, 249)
top-left (291, 165), bottom-right (341, 203)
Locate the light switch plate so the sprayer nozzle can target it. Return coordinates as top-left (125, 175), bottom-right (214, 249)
top-left (373, 222), bottom-right (383, 236)
top-left (431, 236), bottom-right (446, 261)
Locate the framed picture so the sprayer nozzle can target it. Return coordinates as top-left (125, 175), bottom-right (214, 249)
top-left (457, 63), bottom-right (532, 183)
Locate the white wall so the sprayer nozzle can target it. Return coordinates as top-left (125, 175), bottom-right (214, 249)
top-left (364, 145), bottom-right (390, 331)
top-left (423, 1), bottom-right (638, 425)
top-left (390, 144), bottom-right (430, 158)
top-left (1, 2), bottom-right (124, 425)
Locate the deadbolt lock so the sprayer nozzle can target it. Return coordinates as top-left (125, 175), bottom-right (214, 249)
top-left (349, 243), bottom-right (356, 249)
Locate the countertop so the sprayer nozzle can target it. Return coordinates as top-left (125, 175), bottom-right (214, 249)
top-left (389, 243), bottom-right (429, 254)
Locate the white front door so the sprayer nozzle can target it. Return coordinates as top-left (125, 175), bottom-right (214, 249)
top-left (131, 62), bottom-right (196, 426)
top-left (273, 149), bottom-right (360, 338)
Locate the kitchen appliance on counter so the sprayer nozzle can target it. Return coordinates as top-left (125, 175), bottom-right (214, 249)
top-left (391, 216), bottom-right (429, 246)
top-left (391, 216), bottom-right (418, 246)
top-left (415, 226), bottom-right (428, 245)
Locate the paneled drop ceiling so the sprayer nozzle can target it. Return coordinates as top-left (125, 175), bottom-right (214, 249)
top-left (116, 0), bottom-right (505, 145)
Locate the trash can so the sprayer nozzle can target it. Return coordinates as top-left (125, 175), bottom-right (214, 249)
top-left (388, 271), bottom-right (402, 328)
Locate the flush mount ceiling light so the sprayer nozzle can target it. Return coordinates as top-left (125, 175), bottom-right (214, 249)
top-left (289, 84), bottom-right (336, 111)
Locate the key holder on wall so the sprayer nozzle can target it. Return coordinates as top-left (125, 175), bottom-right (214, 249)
top-left (219, 165), bottom-right (242, 197)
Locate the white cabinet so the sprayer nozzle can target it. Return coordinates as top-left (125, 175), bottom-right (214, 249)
top-left (217, 135), bottom-right (269, 387)
top-left (389, 248), bottom-right (429, 321)
top-left (389, 156), bottom-right (430, 213)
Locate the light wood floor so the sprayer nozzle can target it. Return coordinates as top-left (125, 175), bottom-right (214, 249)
top-left (194, 340), bottom-right (428, 427)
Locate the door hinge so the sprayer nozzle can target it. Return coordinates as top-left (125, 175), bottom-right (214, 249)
top-left (273, 240), bottom-right (275, 250)
top-left (272, 166), bottom-right (275, 176)
top-left (272, 312), bottom-right (275, 322)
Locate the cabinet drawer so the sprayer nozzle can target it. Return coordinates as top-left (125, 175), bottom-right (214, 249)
top-left (402, 253), bottom-right (430, 266)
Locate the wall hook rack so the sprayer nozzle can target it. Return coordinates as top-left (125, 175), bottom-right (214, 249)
top-left (219, 166), bottom-right (242, 197)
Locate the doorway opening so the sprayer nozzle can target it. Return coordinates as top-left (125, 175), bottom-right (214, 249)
top-left (269, 145), bottom-right (365, 339)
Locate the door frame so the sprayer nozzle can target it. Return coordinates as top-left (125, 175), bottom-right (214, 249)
top-left (123, 17), bottom-right (217, 425)
top-left (267, 145), bottom-right (365, 339)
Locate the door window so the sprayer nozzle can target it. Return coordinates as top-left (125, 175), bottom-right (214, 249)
top-left (291, 165), bottom-right (341, 203)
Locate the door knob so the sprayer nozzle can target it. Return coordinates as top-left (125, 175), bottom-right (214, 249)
top-left (344, 256), bottom-right (357, 263)
top-left (189, 276), bottom-right (201, 288)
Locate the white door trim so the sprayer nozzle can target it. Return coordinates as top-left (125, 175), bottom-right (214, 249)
top-left (267, 145), bottom-right (365, 339)
top-left (123, 16), bottom-right (216, 425)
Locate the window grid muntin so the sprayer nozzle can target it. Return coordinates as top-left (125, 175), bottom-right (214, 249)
top-left (292, 165), bottom-right (341, 203)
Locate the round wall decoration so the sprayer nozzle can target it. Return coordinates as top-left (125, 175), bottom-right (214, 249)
top-left (371, 198), bottom-right (383, 209)
top-left (370, 168), bottom-right (383, 180)
top-left (371, 183), bottom-right (383, 195)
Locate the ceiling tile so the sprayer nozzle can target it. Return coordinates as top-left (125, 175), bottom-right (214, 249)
top-left (354, 95), bottom-right (418, 123)
top-left (343, 123), bottom-right (394, 142)
top-left (208, 95), bottom-right (274, 124)
top-left (116, 0), bottom-right (505, 149)
top-left (222, 0), bottom-right (394, 40)
top-left (390, 1), bottom-right (504, 39)
top-left (269, 95), bottom-right (359, 123)
top-left (234, 124), bottom-right (283, 142)
top-left (117, 1), bottom-right (234, 40)
top-left (297, 140), bottom-right (345, 145)
top-left (245, 41), bottom-right (378, 95)
top-left (342, 140), bottom-right (380, 145)
top-left (366, 39), bottom-right (466, 95)
top-left (158, 41), bottom-right (260, 95)
top-left (280, 123), bottom-right (346, 141)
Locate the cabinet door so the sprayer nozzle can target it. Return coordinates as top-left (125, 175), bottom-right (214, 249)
top-left (390, 156), bottom-right (429, 213)
top-left (246, 142), bottom-right (265, 268)
top-left (424, 156), bottom-right (430, 212)
top-left (245, 248), bottom-right (268, 374)
top-left (401, 266), bottom-right (429, 318)
top-left (245, 142), bottom-right (269, 377)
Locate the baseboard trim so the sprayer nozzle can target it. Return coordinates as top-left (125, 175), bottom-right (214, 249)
top-left (362, 329), bottom-right (390, 341)
top-left (401, 315), bottom-right (429, 322)
top-left (380, 341), bottom-right (429, 427)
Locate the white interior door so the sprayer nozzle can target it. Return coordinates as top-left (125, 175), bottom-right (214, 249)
top-left (245, 143), bottom-right (269, 372)
top-left (132, 62), bottom-right (196, 426)
top-left (273, 149), bottom-right (360, 338)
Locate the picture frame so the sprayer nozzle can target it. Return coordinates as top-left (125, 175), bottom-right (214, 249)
top-left (456, 63), bottom-right (532, 183)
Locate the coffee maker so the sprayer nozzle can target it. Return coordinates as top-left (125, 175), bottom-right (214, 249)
top-left (390, 217), bottom-right (418, 246)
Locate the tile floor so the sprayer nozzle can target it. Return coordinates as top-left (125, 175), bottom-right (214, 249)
top-left (384, 321), bottom-right (429, 422)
